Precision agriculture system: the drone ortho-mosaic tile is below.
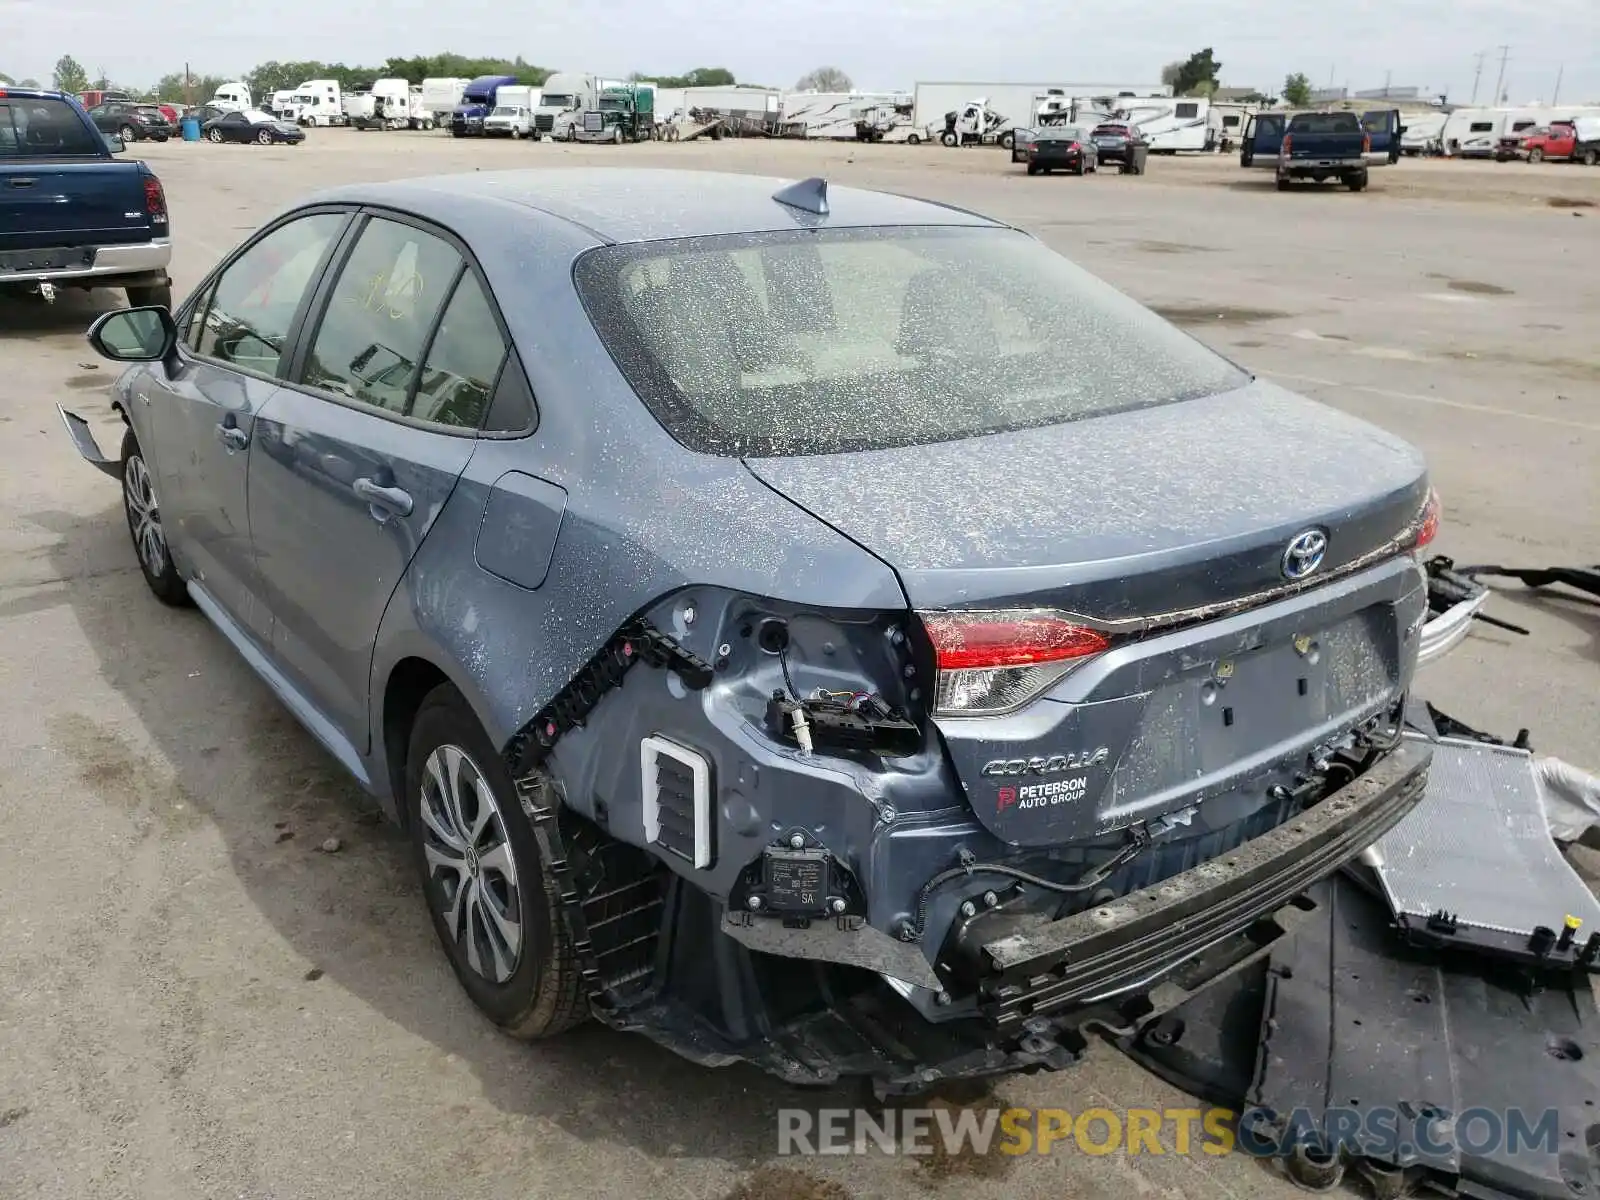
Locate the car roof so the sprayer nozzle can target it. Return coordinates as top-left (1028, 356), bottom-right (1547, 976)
top-left (305, 168), bottom-right (1008, 245)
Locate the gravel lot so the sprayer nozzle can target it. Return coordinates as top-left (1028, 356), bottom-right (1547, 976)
top-left (0, 131), bottom-right (1595, 1200)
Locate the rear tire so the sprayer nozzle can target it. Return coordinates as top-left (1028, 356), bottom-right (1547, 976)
top-left (1026, 163), bottom-right (1038, 175)
top-left (1345, 171), bottom-right (1368, 192)
top-left (907, 133), bottom-right (921, 145)
top-left (998, 131), bottom-right (1014, 150)
top-left (120, 429), bottom-right (189, 607)
top-left (1276, 174), bottom-right (1291, 191)
top-left (407, 685), bottom-right (588, 1039)
top-left (119, 124), bottom-right (138, 143)
top-left (1583, 149), bottom-right (1598, 166)
top-left (125, 282), bottom-right (172, 309)
top-left (207, 127), bottom-right (222, 143)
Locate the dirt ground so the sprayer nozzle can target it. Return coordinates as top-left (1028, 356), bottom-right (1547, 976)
top-left (0, 131), bottom-right (1596, 1200)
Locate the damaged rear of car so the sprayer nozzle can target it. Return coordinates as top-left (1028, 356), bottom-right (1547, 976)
top-left (498, 217), bottom-right (1438, 1091)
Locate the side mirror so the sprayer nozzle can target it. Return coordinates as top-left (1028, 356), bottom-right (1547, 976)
top-left (87, 306), bottom-right (178, 362)
top-left (105, 132), bottom-right (126, 154)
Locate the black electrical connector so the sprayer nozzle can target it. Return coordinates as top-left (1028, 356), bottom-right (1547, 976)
top-left (764, 693), bottom-right (921, 758)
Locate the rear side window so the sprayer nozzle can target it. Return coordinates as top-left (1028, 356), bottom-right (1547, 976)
top-left (0, 99), bottom-right (103, 156)
top-left (301, 216), bottom-right (462, 416)
top-left (410, 273), bottom-right (510, 429)
top-left (1175, 102), bottom-right (1200, 119)
top-left (194, 212), bottom-right (345, 376)
top-left (574, 226), bottom-right (1248, 457)
top-left (1288, 112), bottom-right (1361, 134)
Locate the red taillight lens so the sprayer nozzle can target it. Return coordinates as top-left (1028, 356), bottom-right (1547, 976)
top-left (919, 610), bottom-right (1109, 716)
top-left (1282, 133), bottom-right (1292, 153)
top-left (1363, 134), bottom-right (1372, 153)
top-left (143, 175), bottom-right (167, 224)
top-left (1410, 488), bottom-right (1441, 550)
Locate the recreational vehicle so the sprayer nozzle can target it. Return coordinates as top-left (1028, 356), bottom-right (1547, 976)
top-left (1102, 96), bottom-right (1217, 152)
top-left (780, 92), bottom-right (905, 139)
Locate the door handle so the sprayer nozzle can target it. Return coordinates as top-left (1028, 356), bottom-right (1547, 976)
top-left (9, 177), bottom-right (36, 188)
top-left (353, 477), bottom-right (413, 518)
top-left (215, 423), bottom-right (249, 451)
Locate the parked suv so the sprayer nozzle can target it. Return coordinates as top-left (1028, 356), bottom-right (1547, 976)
top-left (87, 100), bottom-right (172, 143)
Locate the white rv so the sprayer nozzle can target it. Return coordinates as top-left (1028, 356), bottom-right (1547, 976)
top-left (780, 92), bottom-right (904, 139)
top-left (421, 77), bottom-right (470, 122)
top-left (1101, 96), bottom-right (1216, 151)
top-left (1400, 111), bottom-right (1448, 155)
top-left (533, 72), bottom-right (602, 139)
top-left (1440, 107), bottom-right (1551, 158)
top-left (209, 82), bottom-right (252, 113)
top-left (290, 80), bottom-right (344, 126)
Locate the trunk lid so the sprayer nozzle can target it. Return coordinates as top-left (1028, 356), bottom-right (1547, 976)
top-left (747, 379), bottom-right (1429, 848)
top-left (744, 379), bottom-right (1427, 621)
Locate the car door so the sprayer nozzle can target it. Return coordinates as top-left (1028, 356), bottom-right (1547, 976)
top-left (1241, 112), bottom-right (1283, 166)
top-left (1361, 109), bottom-right (1401, 165)
top-left (247, 212), bottom-right (493, 750)
top-left (138, 209), bottom-right (352, 645)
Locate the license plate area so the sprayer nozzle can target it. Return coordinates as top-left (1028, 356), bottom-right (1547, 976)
top-left (0, 246), bottom-right (94, 273)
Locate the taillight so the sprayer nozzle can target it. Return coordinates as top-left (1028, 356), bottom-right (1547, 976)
top-left (1070, 142), bottom-right (1081, 151)
top-left (1407, 488), bottom-right (1441, 551)
top-left (918, 610), bottom-right (1109, 717)
top-left (143, 175), bottom-right (167, 225)
top-left (1282, 133), bottom-right (1292, 154)
top-left (1363, 134), bottom-right (1372, 153)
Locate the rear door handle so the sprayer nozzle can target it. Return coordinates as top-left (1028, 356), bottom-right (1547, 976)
top-left (216, 423), bottom-right (248, 451)
top-left (9, 177), bottom-right (36, 188)
top-left (353, 477), bottom-right (413, 518)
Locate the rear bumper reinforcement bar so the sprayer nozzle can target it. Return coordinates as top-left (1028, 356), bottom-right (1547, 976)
top-left (961, 738), bottom-right (1432, 1028)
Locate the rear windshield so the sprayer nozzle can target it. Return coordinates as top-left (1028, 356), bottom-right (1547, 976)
top-left (1288, 112), bottom-right (1361, 134)
top-left (573, 226), bottom-right (1248, 457)
top-left (1039, 127), bottom-right (1088, 141)
top-left (1092, 125), bottom-right (1128, 135)
top-left (0, 97), bottom-right (103, 156)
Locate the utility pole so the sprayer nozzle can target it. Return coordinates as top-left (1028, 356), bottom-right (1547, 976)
top-left (1492, 45), bottom-right (1509, 105)
top-left (1384, 69), bottom-right (1392, 97)
top-left (1552, 63), bottom-right (1563, 106)
top-left (1470, 51), bottom-right (1485, 104)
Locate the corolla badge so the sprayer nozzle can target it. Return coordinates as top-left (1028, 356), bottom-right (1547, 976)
top-left (1281, 529), bottom-right (1329, 580)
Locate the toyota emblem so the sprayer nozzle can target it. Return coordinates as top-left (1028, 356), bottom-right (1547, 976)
top-left (1282, 529), bottom-right (1328, 580)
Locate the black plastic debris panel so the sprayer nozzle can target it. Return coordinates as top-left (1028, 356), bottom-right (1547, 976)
top-left (1125, 875), bottom-right (1600, 1199)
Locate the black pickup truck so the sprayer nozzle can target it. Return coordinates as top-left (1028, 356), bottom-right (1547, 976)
top-left (0, 86), bottom-right (173, 307)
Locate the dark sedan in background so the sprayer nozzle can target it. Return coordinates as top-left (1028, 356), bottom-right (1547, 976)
top-left (87, 100), bottom-right (172, 143)
top-left (1024, 125), bottom-right (1099, 174)
top-left (202, 108), bottom-right (307, 145)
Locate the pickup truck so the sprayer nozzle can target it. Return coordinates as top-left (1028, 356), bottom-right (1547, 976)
top-left (1240, 108), bottom-right (1404, 191)
top-left (1499, 118), bottom-right (1600, 165)
top-left (0, 87), bottom-right (172, 307)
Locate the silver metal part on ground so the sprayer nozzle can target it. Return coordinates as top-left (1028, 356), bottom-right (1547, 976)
top-left (1374, 733), bottom-right (1600, 935)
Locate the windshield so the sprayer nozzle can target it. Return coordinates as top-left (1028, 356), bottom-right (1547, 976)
top-left (1288, 112), bottom-right (1361, 134)
top-left (491, 106), bottom-right (517, 115)
top-left (599, 97), bottom-right (624, 111)
top-left (541, 93), bottom-right (574, 108)
top-left (574, 226), bottom-right (1248, 457)
top-left (242, 109), bottom-right (276, 123)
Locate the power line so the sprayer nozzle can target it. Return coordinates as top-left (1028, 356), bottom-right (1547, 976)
top-left (1492, 44), bottom-right (1510, 105)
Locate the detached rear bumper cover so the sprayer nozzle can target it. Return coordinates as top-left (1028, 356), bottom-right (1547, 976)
top-left (1418, 581), bottom-right (1491, 664)
top-left (965, 738), bottom-right (1431, 1027)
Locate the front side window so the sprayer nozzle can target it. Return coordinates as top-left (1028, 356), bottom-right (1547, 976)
top-left (194, 212), bottom-right (345, 375)
top-left (301, 217), bottom-right (462, 416)
top-left (574, 226), bottom-right (1248, 457)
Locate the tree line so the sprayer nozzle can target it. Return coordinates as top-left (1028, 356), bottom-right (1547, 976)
top-left (11, 54), bottom-right (854, 104)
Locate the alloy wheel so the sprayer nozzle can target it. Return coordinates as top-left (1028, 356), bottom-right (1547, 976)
top-left (418, 744), bottom-right (523, 984)
top-left (123, 454), bottom-right (167, 577)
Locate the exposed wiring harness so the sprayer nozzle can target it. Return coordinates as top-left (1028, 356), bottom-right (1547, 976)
top-left (899, 822), bottom-right (1152, 943)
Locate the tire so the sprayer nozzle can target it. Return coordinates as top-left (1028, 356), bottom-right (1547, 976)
top-left (907, 133), bottom-right (920, 145)
top-left (256, 128), bottom-right (273, 145)
top-left (119, 124), bottom-right (139, 143)
top-left (1276, 174), bottom-right (1291, 191)
top-left (207, 127), bottom-right (222, 143)
top-left (406, 684), bottom-right (588, 1039)
top-left (125, 282), bottom-right (172, 309)
top-left (998, 131), bottom-right (1014, 150)
top-left (1345, 171), bottom-right (1368, 192)
top-left (1528, 148), bottom-right (1544, 163)
top-left (1584, 149), bottom-right (1598, 167)
top-left (120, 429), bottom-right (189, 607)
top-left (1026, 163), bottom-right (1038, 175)
top-left (940, 130), bottom-right (957, 147)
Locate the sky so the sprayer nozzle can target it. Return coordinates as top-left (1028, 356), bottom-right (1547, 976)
top-left (5, 0), bottom-right (1597, 105)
